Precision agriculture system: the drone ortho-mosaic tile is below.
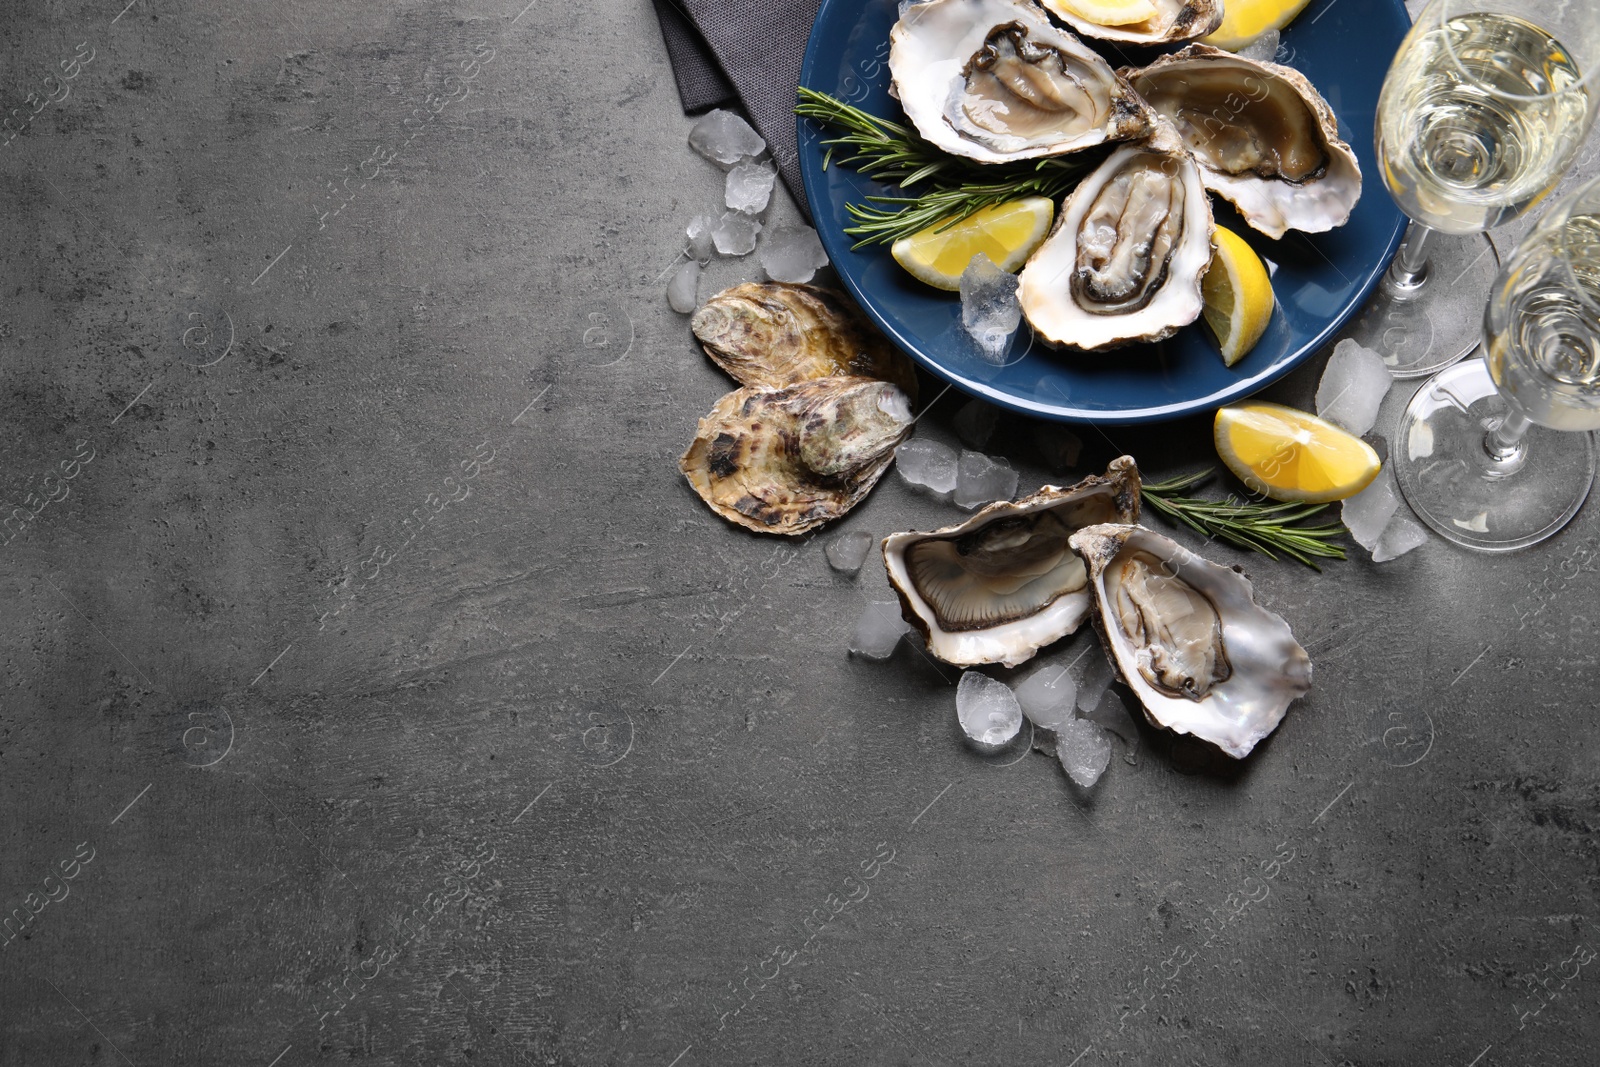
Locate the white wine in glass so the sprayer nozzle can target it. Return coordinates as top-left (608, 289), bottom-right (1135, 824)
top-left (1348, 0), bottom-right (1600, 378)
top-left (1393, 174), bottom-right (1600, 552)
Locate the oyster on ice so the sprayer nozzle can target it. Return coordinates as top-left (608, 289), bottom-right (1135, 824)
top-left (1125, 45), bottom-right (1362, 239)
top-left (691, 283), bottom-right (919, 400)
top-left (883, 457), bottom-right (1141, 668)
top-left (889, 0), bottom-right (1154, 164)
top-left (681, 377), bottom-right (912, 536)
top-left (1017, 117), bottom-right (1214, 350)
top-left (1041, 0), bottom-right (1223, 46)
top-left (1069, 523), bottom-right (1312, 758)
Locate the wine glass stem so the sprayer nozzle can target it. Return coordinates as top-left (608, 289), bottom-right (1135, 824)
top-left (1389, 224), bottom-right (1436, 292)
top-left (1484, 409), bottom-right (1532, 474)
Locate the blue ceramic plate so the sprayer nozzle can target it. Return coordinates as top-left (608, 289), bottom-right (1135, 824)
top-left (797, 0), bottom-right (1410, 424)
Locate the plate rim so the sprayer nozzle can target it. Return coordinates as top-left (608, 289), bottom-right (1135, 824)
top-left (796, 0), bottom-right (1411, 425)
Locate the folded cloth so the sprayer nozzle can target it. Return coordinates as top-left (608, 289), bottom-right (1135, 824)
top-left (653, 0), bottom-right (824, 219)
top-left (651, 0), bottom-right (736, 113)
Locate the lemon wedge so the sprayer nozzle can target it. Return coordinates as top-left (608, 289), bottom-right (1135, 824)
top-left (1201, 0), bottom-right (1315, 51)
top-left (1214, 402), bottom-right (1382, 503)
top-left (1201, 225), bottom-right (1276, 366)
top-left (1050, 0), bottom-right (1158, 25)
top-left (891, 197), bottom-right (1055, 291)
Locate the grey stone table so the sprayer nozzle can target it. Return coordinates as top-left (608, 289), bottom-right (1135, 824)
top-left (2, 1), bottom-right (1597, 1065)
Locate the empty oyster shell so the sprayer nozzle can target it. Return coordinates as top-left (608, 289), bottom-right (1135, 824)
top-left (1124, 46), bottom-right (1362, 239)
top-left (1069, 523), bottom-right (1312, 758)
top-left (1018, 117), bottom-right (1214, 349)
top-left (681, 377), bottom-right (912, 536)
top-left (691, 283), bottom-right (918, 400)
top-left (1041, 0), bottom-right (1223, 46)
top-left (889, 0), bottom-right (1154, 164)
top-left (883, 457), bottom-right (1141, 668)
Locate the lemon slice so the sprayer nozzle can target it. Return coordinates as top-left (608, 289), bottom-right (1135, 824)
top-left (1214, 402), bottom-right (1382, 503)
top-left (891, 197), bottom-right (1055, 291)
top-left (1050, 0), bottom-right (1158, 25)
top-left (1201, 0), bottom-right (1315, 51)
top-left (1201, 225), bottom-right (1276, 367)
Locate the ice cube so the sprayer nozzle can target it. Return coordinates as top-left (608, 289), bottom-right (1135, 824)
top-left (686, 215), bottom-right (717, 263)
top-left (953, 398), bottom-right (999, 449)
top-left (1082, 689), bottom-right (1140, 749)
top-left (1372, 513), bottom-right (1429, 562)
top-left (1316, 339), bottom-right (1394, 437)
top-left (713, 212), bottom-right (762, 256)
top-left (688, 108), bottom-right (766, 169)
top-left (1075, 652), bottom-right (1114, 714)
top-left (826, 530), bottom-right (874, 574)
top-left (1055, 718), bottom-right (1113, 787)
top-left (1341, 465), bottom-right (1399, 552)
top-left (959, 254), bottom-right (1023, 364)
top-left (957, 671), bottom-right (1023, 751)
top-left (954, 450), bottom-right (1018, 509)
top-left (1236, 28), bottom-right (1280, 63)
top-left (666, 260), bottom-right (700, 314)
top-left (1013, 663), bottom-right (1077, 732)
top-left (1030, 422), bottom-right (1082, 471)
top-left (849, 601), bottom-right (908, 660)
top-left (725, 162), bottom-right (777, 215)
top-left (895, 438), bottom-right (959, 496)
top-left (759, 225), bottom-right (830, 284)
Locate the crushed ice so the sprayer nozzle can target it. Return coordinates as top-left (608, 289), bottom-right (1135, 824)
top-left (957, 671), bottom-right (1023, 751)
top-left (954, 449), bottom-right (1017, 509)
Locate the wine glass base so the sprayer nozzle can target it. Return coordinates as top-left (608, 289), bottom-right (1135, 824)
top-left (1344, 228), bottom-right (1500, 379)
top-left (1393, 359), bottom-right (1597, 552)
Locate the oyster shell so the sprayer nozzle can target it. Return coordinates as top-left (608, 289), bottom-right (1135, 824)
top-left (1041, 0), bottom-right (1223, 46)
top-left (681, 377), bottom-right (912, 536)
top-left (1069, 523), bottom-right (1312, 758)
top-left (889, 0), bottom-right (1154, 164)
top-left (1125, 46), bottom-right (1362, 239)
top-left (883, 456), bottom-right (1141, 668)
top-left (691, 283), bottom-right (918, 400)
top-left (1017, 117), bottom-right (1214, 349)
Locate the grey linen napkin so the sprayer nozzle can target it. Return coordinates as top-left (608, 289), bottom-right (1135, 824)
top-left (652, 0), bottom-right (824, 219)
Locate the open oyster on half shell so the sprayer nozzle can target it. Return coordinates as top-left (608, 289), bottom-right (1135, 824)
top-left (883, 457), bottom-right (1141, 668)
top-left (690, 283), bottom-right (918, 400)
top-left (681, 377), bottom-right (912, 536)
top-left (889, 0), bottom-right (1154, 164)
top-left (1124, 45), bottom-right (1362, 239)
top-left (1069, 523), bottom-right (1312, 758)
top-left (1041, 0), bottom-right (1223, 46)
top-left (1018, 117), bottom-right (1214, 350)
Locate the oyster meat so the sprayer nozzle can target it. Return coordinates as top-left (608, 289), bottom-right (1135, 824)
top-left (691, 283), bottom-right (918, 399)
top-left (1069, 523), bottom-right (1312, 758)
top-left (1125, 46), bottom-right (1362, 239)
top-left (680, 377), bottom-right (912, 536)
top-left (883, 456), bottom-right (1141, 668)
top-left (1041, 0), bottom-right (1223, 46)
top-left (1017, 118), bottom-right (1214, 349)
top-left (889, 0), bottom-right (1154, 164)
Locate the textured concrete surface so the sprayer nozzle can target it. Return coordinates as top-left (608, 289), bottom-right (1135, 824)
top-left (2, 1), bottom-right (1598, 1065)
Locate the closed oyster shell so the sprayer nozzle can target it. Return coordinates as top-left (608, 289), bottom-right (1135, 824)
top-left (691, 283), bottom-right (918, 400)
top-left (681, 377), bottom-right (913, 536)
top-left (1124, 45), bottom-right (1362, 239)
top-left (889, 0), bottom-right (1155, 164)
top-left (883, 456), bottom-right (1141, 668)
top-left (1018, 117), bottom-right (1214, 350)
top-left (1041, 0), bottom-right (1223, 46)
top-left (1069, 523), bottom-right (1312, 758)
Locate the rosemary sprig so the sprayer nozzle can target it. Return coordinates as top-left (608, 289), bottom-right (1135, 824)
top-left (795, 87), bottom-right (1095, 247)
top-left (1141, 469), bottom-right (1349, 570)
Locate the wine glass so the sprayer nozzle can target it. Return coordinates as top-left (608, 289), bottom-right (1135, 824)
top-left (1346, 0), bottom-right (1600, 378)
top-left (1392, 173), bottom-right (1600, 551)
